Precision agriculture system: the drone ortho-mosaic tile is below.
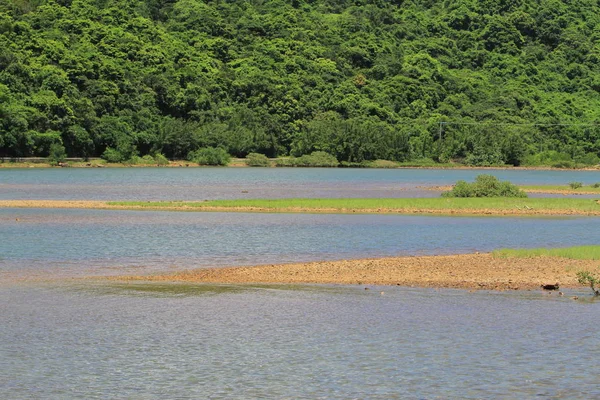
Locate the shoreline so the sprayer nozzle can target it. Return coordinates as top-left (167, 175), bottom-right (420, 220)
top-left (2, 199), bottom-right (600, 216)
top-left (1, 159), bottom-right (599, 171)
top-left (108, 253), bottom-right (597, 292)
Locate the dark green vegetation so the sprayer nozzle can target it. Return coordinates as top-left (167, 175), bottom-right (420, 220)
top-left (493, 245), bottom-right (600, 260)
top-left (442, 174), bottom-right (527, 198)
top-left (1, 0), bottom-right (600, 166)
top-left (107, 197), bottom-right (600, 215)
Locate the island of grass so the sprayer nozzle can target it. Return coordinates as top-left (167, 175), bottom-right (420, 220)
top-left (104, 197), bottom-right (600, 216)
top-left (2, 197), bottom-right (599, 216)
top-left (518, 184), bottom-right (600, 195)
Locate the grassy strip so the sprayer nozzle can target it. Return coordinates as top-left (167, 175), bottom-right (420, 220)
top-left (520, 185), bottom-right (600, 194)
top-left (107, 197), bottom-right (600, 214)
top-left (493, 245), bottom-right (600, 260)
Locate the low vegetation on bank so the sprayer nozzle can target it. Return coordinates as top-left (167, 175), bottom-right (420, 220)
top-left (103, 197), bottom-right (600, 216)
top-left (492, 245), bottom-right (600, 260)
top-left (520, 184), bottom-right (600, 194)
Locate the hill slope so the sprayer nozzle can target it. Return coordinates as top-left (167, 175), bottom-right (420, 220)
top-left (1, 0), bottom-right (599, 165)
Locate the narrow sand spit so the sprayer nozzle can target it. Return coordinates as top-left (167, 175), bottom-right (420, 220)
top-left (2, 199), bottom-right (600, 216)
top-left (111, 253), bottom-right (598, 291)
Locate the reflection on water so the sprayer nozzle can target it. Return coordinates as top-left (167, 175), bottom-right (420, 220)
top-left (1, 283), bottom-right (598, 399)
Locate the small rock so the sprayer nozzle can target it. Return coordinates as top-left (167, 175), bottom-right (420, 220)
top-left (541, 283), bottom-right (559, 291)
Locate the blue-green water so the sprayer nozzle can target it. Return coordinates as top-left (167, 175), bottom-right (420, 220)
top-left (1, 168), bottom-right (599, 398)
top-left (1, 167), bottom-right (599, 199)
top-left (1, 208), bottom-right (600, 279)
top-left (1, 284), bottom-right (599, 399)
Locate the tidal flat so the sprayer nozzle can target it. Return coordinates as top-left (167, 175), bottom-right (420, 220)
top-left (109, 251), bottom-right (600, 292)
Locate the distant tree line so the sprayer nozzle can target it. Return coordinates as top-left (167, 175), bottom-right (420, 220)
top-left (1, 0), bottom-right (600, 166)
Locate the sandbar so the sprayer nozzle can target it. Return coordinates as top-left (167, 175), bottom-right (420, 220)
top-left (110, 253), bottom-right (598, 291)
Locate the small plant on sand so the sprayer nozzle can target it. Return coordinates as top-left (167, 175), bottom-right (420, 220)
top-left (442, 174), bottom-right (527, 198)
top-left (577, 270), bottom-right (600, 296)
top-left (569, 182), bottom-right (583, 189)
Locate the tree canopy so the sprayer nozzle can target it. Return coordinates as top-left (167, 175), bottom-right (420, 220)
top-left (1, 0), bottom-right (599, 166)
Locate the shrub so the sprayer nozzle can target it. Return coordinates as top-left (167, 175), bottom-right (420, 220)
top-left (576, 270), bottom-right (600, 296)
top-left (442, 174), bottom-right (528, 198)
top-left (275, 151), bottom-right (339, 167)
top-left (48, 143), bottom-right (66, 165)
top-left (245, 152), bottom-right (270, 167)
top-left (153, 153), bottom-right (169, 165)
top-left (102, 147), bottom-right (125, 163)
top-left (274, 157), bottom-right (296, 167)
top-left (370, 159), bottom-right (399, 168)
top-left (188, 147), bottom-right (231, 166)
top-left (592, 183), bottom-right (600, 188)
top-left (569, 182), bottom-right (583, 189)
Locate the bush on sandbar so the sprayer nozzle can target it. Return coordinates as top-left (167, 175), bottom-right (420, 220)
top-left (442, 174), bottom-right (527, 198)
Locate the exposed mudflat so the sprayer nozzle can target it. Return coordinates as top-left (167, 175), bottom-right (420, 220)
top-left (110, 253), bottom-right (597, 291)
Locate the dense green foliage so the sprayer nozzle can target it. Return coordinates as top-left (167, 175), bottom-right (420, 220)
top-left (442, 174), bottom-right (527, 197)
top-left (1, 0), bottom-right (600, 165)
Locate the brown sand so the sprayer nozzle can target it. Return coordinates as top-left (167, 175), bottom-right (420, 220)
top-left (2, 199), bottom-right (600, 216)
top-left (111, 253), bottom-right (598, 291)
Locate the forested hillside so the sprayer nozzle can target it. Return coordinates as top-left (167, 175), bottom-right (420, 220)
top-left (1, 0), bottom-right (600, 166)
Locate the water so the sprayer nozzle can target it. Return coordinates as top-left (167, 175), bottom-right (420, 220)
top-left (2, 208), bottom-right (600, 279)
top-left (1, 167), bottom-right (599, 200)
top-left (2, 168), bottom-right (600, 398)
top-left (1, 284), bottom-right (598, 399)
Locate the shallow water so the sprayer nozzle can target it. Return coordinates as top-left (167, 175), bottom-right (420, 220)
top-left (2, 168), bottom-right (600, 398)
top-left (1, 283), bottom-right (598, 399)
top-left (2, 208), bottom-right (600, 278)
top-left (1, 167), bottom-right (599, 200)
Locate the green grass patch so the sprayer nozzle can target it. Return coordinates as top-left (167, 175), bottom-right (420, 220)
top-left (108, 197), bottom-right (600, 214)
top-left (520, 184), bottom-right (600, 193)
top-left (492, 245), bottom-right (600, 260)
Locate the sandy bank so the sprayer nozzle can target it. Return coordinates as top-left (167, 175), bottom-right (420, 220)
top-left (2, 199), bottom-right (600, 216)
top-left (110, 253), bottom-right (597, 291)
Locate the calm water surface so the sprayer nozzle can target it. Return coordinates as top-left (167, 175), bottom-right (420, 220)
top-left (1, 167), bottom-right (599, 199)
top-left (2, 168), bottom-right (600, 398)
top-left (1, 284), bottom-right (599, 399)
top-left (2, 208), bottom-right (600, 278)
